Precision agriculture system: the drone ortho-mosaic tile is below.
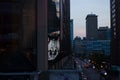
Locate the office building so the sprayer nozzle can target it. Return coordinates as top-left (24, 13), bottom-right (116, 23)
top-left (97, 26), bottom-right (111, 40)
top-left (73, 37), bottom-right (87, 56)
top-left (110, 0), bottom-right (120, 66)
top-left (73, 37), bottom-right (110, 56)
top-left (70, 19), bottom-right (74, 52)
top-left (86, 14), bottom-right (98, 40)
top-left (74, 37), bottom-right (82, 55)
top-left (86, 40), bottom-right (110, 55)
top-left (110, 0), bottom-right (120, 79)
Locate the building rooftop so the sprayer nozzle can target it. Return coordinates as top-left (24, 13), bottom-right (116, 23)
top-left (86, 13), bottom-right (98, 19)
top-left (98, 26), bottom-right (109, 30)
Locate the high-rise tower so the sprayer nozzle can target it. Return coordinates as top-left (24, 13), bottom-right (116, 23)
top-left (86, 14), bottom-right (98, 40)
top-left (110, 0), bottom-right (120, 79)
top-left (110, 0), bottom-right (120, 66)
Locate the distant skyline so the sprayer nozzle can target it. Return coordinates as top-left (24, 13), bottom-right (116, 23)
top-left (70, 0), bottom-right (110, 38)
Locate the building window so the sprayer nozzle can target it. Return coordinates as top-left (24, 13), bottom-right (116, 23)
top-left (112, 4), bottom-right (115, 9)
top-left (112, 0), bottom-right (115, 5)
top-left (112, 8), bottom-right (115, 13)
top-left (114, 32), bottom-right (116, 36)
top-left (113, 23), bottom-right (116, 26)
top-left (112, 14), bottom-right (115, 18)
top-left (113, 18), bottom-right (116, 22)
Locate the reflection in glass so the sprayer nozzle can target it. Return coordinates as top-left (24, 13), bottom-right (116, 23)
top-left (0, 0), bottom-right (37, 72)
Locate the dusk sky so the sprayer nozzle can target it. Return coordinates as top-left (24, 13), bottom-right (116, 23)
top-left (70, 0), bottom-right (110, 38)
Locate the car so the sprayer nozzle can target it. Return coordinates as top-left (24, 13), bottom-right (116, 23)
top-left (100, 69), bottom-right (107, 76)
top-left (83, 63), bottom-right (90, 68)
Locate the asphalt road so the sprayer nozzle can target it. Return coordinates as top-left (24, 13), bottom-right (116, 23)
top-left (75, 58), bottom-right (101, 80)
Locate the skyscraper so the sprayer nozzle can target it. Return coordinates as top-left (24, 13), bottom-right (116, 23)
top-left (86, 14), bottom-right (98, 40)
top-left (110, 0), bottom-right (120, 79)
top-left (110, 0), bottom-right (120, 66)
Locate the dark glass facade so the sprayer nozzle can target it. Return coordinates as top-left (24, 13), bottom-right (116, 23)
top-left (86, 14), bottom-right (98, 40)
top-left (0, 0), bottom-right (70, 71)
top-left (110, 0), bottom-right (120, 66)
top-left (60, 0), bottom-right (71, 59)
top-left (0, 0), bottom-right (37, 72)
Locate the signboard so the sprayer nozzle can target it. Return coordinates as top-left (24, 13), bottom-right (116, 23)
top-left (48, 0), bottom-right (60, 61)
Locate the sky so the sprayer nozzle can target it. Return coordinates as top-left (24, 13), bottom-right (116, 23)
top-left (70, 0), bottom-right (110, 38)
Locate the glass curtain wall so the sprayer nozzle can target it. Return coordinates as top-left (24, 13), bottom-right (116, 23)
top-left (0, 0), bottom-right (37, 72)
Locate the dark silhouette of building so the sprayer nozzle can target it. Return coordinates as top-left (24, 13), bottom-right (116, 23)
top-left (86, 14), bottom-right (98, 40)
top-left (0, 0), bottom-right (38, 72)
top-left (110, 0), bottom-right (120, 66)
top-left (70, 19), bottom-right (74, 52)
top-left (110, 0), bottom-right (120, 79)
top-left (97, 27), bottom-right (111, 40)
top-left (0, 0), bottom-right (70, 79)
top-left (0, 0), bottom-right (70, 72)
top-left (0, 0), bottom-right (48, 79)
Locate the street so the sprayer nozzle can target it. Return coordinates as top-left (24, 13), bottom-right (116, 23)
top-left (75, 58), bottom-right (102, 80)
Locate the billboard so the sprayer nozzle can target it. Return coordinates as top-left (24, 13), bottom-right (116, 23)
top-left (48, 0), bottom-right (71, 67)
top-left (48, 0), bottom-right (60, 61)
